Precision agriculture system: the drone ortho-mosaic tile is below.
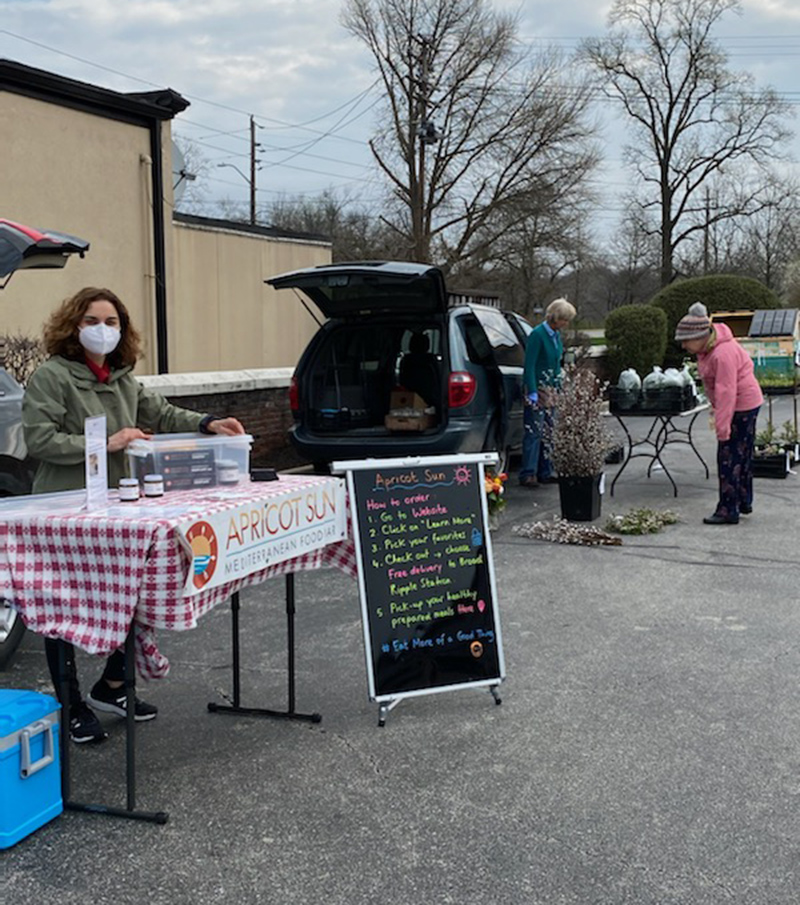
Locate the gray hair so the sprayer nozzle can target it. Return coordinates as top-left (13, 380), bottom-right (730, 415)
top-left (545, 298), bottom-right (577, 323)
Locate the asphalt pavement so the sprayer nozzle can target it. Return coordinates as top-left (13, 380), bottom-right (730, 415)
top-left (2, 396), bottom-right (799, 904)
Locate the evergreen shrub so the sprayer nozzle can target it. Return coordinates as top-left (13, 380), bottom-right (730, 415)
top-left (603, 305), bottom-right (667, 383)
top-left (650, 275), bottom-right (783, 368)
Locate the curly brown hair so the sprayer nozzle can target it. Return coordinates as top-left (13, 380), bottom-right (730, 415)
top-left (43, 287), bottom-right (142, 368)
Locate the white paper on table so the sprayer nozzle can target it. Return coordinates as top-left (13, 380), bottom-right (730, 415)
top-left (84, 415), bottom-right (109, 510)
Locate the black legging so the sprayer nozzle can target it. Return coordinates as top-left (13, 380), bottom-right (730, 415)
top-left (44, 638), bottom-right (125, 713)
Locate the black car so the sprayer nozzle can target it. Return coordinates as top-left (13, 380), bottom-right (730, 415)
top-left (266, 261), bottom-right (532, 470)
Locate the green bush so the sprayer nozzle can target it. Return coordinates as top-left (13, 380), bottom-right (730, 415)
top-left (604, 305), bottom-right (668, 383)
top-left (650, 275), bottom-right (783, 368)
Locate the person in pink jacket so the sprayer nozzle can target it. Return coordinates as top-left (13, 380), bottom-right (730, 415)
top-left (675, 302), bottom-right (763, 524)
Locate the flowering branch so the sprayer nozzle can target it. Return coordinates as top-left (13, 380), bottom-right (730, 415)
top-left (548, 366), bottom-right (610, 477)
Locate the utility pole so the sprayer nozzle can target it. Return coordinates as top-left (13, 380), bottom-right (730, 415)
top-left (250, 115), bottom-right (258, 225)
top-left (411, 34), bottom-right (439, 262)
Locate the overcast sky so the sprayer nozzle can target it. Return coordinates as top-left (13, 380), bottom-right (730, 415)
top-left (1, 0), bottom-right (798, 241)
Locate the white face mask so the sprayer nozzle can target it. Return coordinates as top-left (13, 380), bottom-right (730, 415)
top-left (79, 323), bottom-right (121, 356)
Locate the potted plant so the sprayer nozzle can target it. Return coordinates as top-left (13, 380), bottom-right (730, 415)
top-left (754, 424), bottom-right (790, 479)
top-left (548, 367), bottom-right (611, 521)
top-left (779, 419), bottom-right (799, 465)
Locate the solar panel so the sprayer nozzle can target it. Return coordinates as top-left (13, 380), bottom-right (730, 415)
top-left (749, 309), bottom-right (798, 337)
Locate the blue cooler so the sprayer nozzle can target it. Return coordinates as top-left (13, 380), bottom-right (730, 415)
top-left (0, 689), bottom-right (63, 848)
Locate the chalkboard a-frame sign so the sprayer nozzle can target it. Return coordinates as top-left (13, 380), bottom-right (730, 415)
top-left (333, 453), bottom-right (505, 724)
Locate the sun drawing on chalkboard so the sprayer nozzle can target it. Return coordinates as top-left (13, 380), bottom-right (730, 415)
top-left (453, 465), bottom-right (471, 486)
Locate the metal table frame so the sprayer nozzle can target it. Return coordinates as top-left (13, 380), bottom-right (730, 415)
top-left (609, 403), bottom-right (710, 497)
top-left (57, 573), bottom-right (321, 825)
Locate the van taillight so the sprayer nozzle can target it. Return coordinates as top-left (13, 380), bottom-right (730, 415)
top-left (448, 371), bottom-right (476, 407)
top-left (289, 374), bottom-right (300, 412)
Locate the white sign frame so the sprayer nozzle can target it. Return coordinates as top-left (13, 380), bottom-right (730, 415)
top-left (332, 453), bottom-right (505, 708)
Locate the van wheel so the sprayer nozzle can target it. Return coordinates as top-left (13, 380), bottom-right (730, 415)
top-left (483, 419), bottom-right (510, 473)
top-left (0, 603), bottom-right (25, 670)
top-left (493, 446), bottom-right (511, 475)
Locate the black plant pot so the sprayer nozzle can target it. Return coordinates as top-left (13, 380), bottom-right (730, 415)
top-left (558, 474), bottom-right (603, 521)
top-left (753, 452), bottom-right (789, 479)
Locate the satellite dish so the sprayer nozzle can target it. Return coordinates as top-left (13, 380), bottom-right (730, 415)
top-left (171, 141), bottom-right (196, 203)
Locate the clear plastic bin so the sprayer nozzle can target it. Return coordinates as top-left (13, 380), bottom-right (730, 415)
top-left (125, 433), bottom-right (253, 491)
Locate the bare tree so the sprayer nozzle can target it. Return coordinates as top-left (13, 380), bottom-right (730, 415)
top-left (342, 0), bottom-right (598, 271)
top-left (581, 0), bottom-right (794, 288)
top-left (268, 190), bottom-right (405, 260)
top-left (782, 258), bottom-right (800, 307)
top-left (732, 177), bottom-right (800, 289)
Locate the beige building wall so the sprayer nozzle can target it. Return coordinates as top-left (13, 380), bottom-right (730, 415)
top-left (0, 91), bottom-right (163, 371)
top-left (171, 220), bottom-right (329, 372)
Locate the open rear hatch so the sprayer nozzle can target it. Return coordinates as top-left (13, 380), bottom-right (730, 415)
top-left (266, 261), bottom-right (448, 319)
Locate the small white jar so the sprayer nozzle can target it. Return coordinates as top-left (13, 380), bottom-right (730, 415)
top-left (217, 460), bottom-right (240, 485)
top-left (119, 477), bottom-right (140, 502)
top-left (143, 473), bottom-right (165, 497)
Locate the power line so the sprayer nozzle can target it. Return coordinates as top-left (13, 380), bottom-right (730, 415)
top-left (0, 27), bottom-right (375, 146)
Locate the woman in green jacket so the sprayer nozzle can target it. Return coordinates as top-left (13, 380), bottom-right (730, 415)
top-left (519, 298), bottom-right (576, 487)
top-left (22, 286), bottom-right (244, 744)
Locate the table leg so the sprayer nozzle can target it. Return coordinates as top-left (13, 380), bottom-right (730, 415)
top-left (609, 414), bottom-right (634, 497)
top-left (64, 629), bottom-right (168, 825)
top-left (57, 640), bottom-right (71, 801)
top-left (646, 416), bottom-right (678, 496)
top-left (684, 411), bottom-right (710, 478)
top-left (208, 577), bottom-right (322, 724)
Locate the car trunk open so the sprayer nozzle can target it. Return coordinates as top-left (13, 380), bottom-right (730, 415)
top-left (299, 318), bottom-right (447, 436)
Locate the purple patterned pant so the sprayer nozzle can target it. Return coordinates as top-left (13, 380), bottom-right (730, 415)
top-left (715, 407), bottom-right (760, 519)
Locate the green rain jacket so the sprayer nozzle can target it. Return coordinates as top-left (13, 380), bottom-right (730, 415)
top-left (22, 355), bottom-right (207, 493)
top-left (523, 322), bottom-right (563, 397)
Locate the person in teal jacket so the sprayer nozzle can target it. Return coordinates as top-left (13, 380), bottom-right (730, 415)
top-left (22, 286), bottom-right (245, 744)
top-left (519, 298), bottom-right (576, 487)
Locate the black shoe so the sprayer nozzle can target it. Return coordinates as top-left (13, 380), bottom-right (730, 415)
top-left (69, 703), bottom-right (108, 744)
top-left (88, 681), bottom-right (158, 721)
top-left (519, 476), bottom-right (539, 488)
top-left (740, 505), bottom-right (752, 514)
top-left (703, 513), bottom-right (739, 525)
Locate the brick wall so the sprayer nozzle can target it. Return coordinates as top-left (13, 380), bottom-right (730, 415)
top-left (139, 370), bottom-right (308, 471)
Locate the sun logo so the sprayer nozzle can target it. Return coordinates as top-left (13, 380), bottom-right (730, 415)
top-left (184, 520), bottom-right (218, 589)
top-left (453, 465), bottom-right (471, 485)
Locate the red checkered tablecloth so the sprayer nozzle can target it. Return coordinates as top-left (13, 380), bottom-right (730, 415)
top-left (0, 475), bottom-right (356, 679)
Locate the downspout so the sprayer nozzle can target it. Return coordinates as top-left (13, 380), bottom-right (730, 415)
top-left (148, 118), bottom-right (169, 374)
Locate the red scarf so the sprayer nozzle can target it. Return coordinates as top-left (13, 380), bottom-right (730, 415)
top-left (84, 355), bottom-right (111, 384)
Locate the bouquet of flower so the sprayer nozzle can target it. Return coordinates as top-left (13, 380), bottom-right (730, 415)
top-left (484, 470), bottom-right (508, 515)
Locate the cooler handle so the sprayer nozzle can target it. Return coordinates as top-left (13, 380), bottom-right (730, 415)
top-left (20, 720), bottom-right (55, 778)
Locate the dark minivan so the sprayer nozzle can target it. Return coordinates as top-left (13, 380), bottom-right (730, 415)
top-left (266, 261), bottom-right (532, 469)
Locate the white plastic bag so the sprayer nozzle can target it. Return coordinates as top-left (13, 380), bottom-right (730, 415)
top-left (680, 365), bottom-right (698, 397)
top-left (662, 368), bottom-right (683, 388)
top-left (642, 366), bottom-right (665, 391)
top-left (618, 368), bottom-right (641, 390)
